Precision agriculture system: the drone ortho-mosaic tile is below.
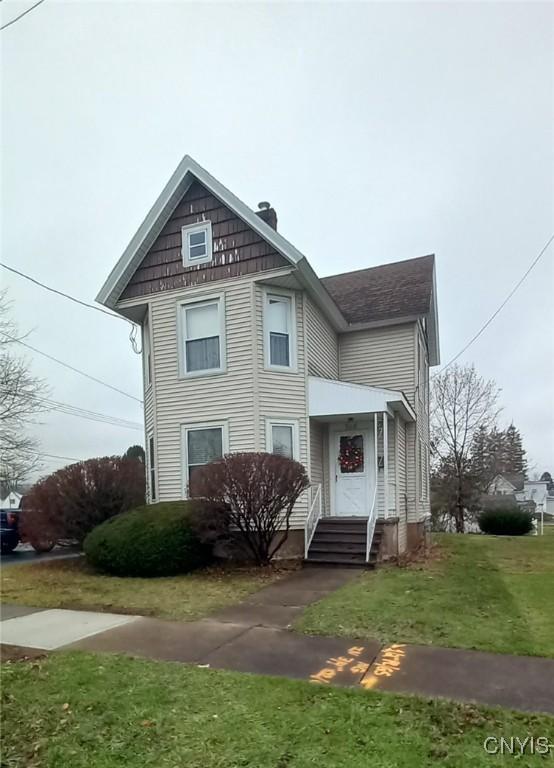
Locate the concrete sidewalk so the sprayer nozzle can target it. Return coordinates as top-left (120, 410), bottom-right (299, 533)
top-left (2, 567), bottom-right (554, 715)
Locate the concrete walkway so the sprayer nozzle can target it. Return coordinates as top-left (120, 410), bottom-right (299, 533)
top-left (2, 567), bottom-right (554, 715)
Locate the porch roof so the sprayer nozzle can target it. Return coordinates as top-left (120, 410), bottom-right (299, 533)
top-left (308, 376), bottom-right (416, 422)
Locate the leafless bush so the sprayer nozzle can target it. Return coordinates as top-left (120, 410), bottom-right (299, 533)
top-left (190, 452), bottom-right (309, 565)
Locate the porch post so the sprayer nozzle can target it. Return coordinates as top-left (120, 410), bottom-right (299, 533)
top-left (373, 413), bottom-right (378, 516)
top-left (383, 412), bottom-right (389, 519)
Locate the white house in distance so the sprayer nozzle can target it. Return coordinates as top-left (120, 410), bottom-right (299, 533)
top-left (488, 474), bottom-right (554, 519)
top-left (97, 156), bottom-right (440, 565)
top-left (0, 491), bottom-right (22, 509)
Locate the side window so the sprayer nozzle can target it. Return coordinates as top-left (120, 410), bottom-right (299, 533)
top-left (143, 312), bottom-right (152, 387)
top-left (183, 424), bottom-right (226, 494)
top-left (148, 434), bottom-right (156, 502)
top-left (181, 222), bottom-right (212, 267)
top-left (264, 292), bottom-right (296, 370)
top-left (179, 297), bottom-right (225, 376)
top-left (266, 419), bottom-right (299, 460)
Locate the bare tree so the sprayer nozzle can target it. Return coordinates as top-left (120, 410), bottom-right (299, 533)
top-left (431, 363), bottom-right (501, 532)
top-left (0, 290), bottom-right (49, 488)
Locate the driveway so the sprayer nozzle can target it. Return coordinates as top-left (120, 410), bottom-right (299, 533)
top-left (0, 545), bottom-right (81, 566)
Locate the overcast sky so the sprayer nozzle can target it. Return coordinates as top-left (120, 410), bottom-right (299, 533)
top-left (2, 0), bottom-right (553, 480)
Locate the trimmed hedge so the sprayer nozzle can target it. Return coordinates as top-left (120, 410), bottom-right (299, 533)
top-left (477, 507), bottom-right (534, 536)
top-left (84, 502), bottom-right (211, 577)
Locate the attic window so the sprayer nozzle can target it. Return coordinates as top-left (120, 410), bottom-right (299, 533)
top-left (182, 221), bottom-right (212, 267)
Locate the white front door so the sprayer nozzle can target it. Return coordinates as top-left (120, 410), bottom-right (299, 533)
top-left (333, 430), bottom-right (371, 516)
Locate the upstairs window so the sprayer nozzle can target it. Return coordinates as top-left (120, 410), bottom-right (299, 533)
top-left (182, 221), bottom-right (212, 267)
top-left (264, 292), bottom-right (296, 370)
top-left (179, 297), bottom-right (225, 377)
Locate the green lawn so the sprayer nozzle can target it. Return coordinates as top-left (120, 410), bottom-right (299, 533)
top-left (2, 652), bottom-right (552, 768)
top-left (296, 531), bottom-right (554, 657)
top-left (0, 559), bottom-right (283, 621)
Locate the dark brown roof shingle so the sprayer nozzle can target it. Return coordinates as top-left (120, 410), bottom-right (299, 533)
top-left (321, 254), bottom-right (435, 325)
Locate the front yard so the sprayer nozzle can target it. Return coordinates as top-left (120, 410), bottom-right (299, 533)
top-left (0, 559), bottom-right (284, 621)
top-left (2, 651), bottom-right (552, 768)
top-left (297, 530), bottom-right (554, 658)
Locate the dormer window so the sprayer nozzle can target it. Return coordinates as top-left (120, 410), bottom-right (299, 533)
top-left (182, 221), bottom-right (212, 267)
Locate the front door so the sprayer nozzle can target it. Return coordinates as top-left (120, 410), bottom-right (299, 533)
top-left (333, 430), bottom-right (370, 516)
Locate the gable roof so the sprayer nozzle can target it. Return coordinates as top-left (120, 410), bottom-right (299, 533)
top-left (96, 154), bottom-right (345, 329)
top-left (321, 255), bottom-right (435, 325)
top-left (491, 473), bottom-right (525, 491)
top-left (96, 155), bottom-right (439, 363)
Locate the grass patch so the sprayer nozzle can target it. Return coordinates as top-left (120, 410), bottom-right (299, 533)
top-left (2, 652), bottom-right (553, 767)
top-left (0, 559), bottom-right (284, 621)
top-left (296, 532), bottom-right (554, 657)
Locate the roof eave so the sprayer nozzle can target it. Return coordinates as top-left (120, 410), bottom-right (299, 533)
top-left (427, 259), bottom-right (440, 366)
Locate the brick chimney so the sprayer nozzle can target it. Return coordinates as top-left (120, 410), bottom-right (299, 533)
top-left (256, 201), bottom-right (278, 230)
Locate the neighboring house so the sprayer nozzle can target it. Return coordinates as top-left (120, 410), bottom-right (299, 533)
top-left (487, 474), bottom-right (554, 519)
top-left (488, 473), bottom-right (525, 496)
top-left (0, 491), bottom-right (22, 509)
top-left (515, 480), bottom-right (554, 519)
top-left (97, 156), bottom-right (440, 565)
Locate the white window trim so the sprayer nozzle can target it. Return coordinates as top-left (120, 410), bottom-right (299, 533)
top-left (262, 288), bottom-right (297, 373)
top-left (181, 220), bottom-right (213, 267)
top-left (181, 421), bottom-right (229, 498)
top-left (147, 432), bottom-right (157, 503)
top-left (142, 310), bottom-right (153, 390)
top-left (265, 418), bottom-right (300, 460)
top-left (177, 293), bottom-right (226, 378)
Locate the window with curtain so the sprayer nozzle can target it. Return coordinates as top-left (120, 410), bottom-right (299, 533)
top-left (186, 426), bottom-right (224, 485)
top-left (266, 419), bottom-right (298, 460)
top-left (181, 299), bottom-right (222, 374)
top-left (271, 424), bottom-right (293, 458)
top-left (266, 294), bottom-right (292, 368)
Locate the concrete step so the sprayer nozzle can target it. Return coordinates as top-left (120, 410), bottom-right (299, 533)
top-left (311, 531), bottom-right (367, 544)
top-left (316, 523), bottom-right (367, 535)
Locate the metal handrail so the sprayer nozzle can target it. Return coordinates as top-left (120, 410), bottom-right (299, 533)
top-left (305, 483), bottom-right (322, 558)
top-left (365, 481), bottom-right (378, 563)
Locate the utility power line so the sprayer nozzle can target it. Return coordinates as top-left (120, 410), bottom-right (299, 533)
top-left (434, 232), bottom-right (554, 377)
top-left (38, 451), bottom-right (82, 463)
top-left (1, 0), bottom-right (46, 31)
top-left (1, 331), bottom-right (143, 404)
top-left (0, 387), bottom-right (143, 431)
top-left (0, 263), bottom-right (133, 325)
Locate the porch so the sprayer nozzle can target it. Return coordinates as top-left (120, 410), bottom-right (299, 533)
top-left (304, 376), bottom-right (415, 565)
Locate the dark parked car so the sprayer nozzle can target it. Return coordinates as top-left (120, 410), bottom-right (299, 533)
top-left (0, 508), bottom-right (20, 553)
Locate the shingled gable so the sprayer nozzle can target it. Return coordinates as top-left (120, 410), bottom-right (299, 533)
top-left (96, 155), bottom-right (439, 362)
top-left (96, 154), bottom-right (345, 329)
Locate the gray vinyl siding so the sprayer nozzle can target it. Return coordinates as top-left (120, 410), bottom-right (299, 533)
top-left (415, 322), bottom-right (431, 519)
top-left (143, 385), bottom-right (155, 501)
top-left (396, 415), bottom-right (408, 553)
top-left (145, 276), bottom-right (256, 501)
top-left (375, 416), bottom-right (396, 519)
top-left (309, 420), bottom-right (330, 517)
top-left (339, 322), bottom-right (432, 523)
top-left (339, 324), bottom-right (416, 400)
top-left (256, 284), bottom-right (309, 528)
top-left (305, 296), bottom-right (339, 379)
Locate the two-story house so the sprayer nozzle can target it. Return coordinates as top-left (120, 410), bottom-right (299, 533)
top-left (97, 156), bottom-right (440, 566)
